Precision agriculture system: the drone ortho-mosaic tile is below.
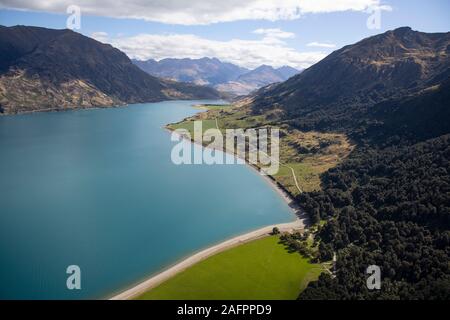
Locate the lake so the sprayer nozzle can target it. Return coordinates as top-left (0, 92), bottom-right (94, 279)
top-left (0, 101), bottom-right (295, 299)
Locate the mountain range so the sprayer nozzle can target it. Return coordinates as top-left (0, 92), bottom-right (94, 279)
top-left (0, 26), bottom-right (221, 114)
top-left (133, 57), bottom-right (301, 95)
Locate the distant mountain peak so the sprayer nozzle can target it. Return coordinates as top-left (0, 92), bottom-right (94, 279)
top-left (132, 57), bottom-right (301, 96)
top-left (392, 26), bottom-right (413, 34)
top-left (255, 64), bottom-right (275, 70)
top-left (276, 66), bottom-right (302, 79)
top-left (132, 56), bottom-right (249, 88)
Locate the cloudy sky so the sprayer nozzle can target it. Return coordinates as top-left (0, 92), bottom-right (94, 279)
top-left (0, 0), bottom-right (449, 69)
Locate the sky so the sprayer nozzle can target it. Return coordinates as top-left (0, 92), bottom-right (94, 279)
top-left (0, 0), bottom-right (449, 69)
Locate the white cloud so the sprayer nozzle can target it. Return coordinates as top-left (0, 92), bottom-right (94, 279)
top-left (253, 28), bottom-right (296, 39)
top-left (93, 31), bottom-right (327, 70)
top-left (251, 28), bottom-right (296, 45)
top-left (0, 0), bottom-right (391, 25)
top-left (306, 42), bottom-right (337, 48)
top-left (91, 31), bottom-right (108, 42)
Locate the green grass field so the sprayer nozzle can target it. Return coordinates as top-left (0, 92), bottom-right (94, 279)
top-left (169, 119), bottom-right (218, 138)
top-left (136, 236), bottom-right (323, 300)
top-left (194, 104), bottom-right (232, 110)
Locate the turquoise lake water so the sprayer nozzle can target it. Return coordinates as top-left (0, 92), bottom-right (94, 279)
top-left (0, 101), bottom-right (295, 299)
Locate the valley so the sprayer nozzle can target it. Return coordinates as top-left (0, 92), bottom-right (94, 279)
top-left (133, 57), bottom-right (301, 96)
top-left (0, 8), bottom-right (449, 301)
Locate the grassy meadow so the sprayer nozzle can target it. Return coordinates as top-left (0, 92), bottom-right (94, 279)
top-left (167, 104), bottom-right (353, 195)
top-left (136, 236), bottom-right (323, 300)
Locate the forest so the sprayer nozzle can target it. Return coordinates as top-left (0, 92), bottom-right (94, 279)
top-left (297, 130), bottom-right (450, 299)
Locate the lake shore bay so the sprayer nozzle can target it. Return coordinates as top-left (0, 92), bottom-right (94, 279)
top-left (166, 125), bottom-right (306, 218)
top-left (110, 109), bottom-right (308, 300)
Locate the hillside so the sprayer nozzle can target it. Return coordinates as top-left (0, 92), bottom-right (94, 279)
top-left (249, 27), bottom-right (450, 134)
top-left (272, 28), bottom-right (450, 300)
top-left (225, 27), bottom-right (450, 299)
top-left (0, 26), bottom-right (221, 114)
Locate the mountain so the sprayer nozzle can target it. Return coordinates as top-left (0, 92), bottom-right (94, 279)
top-left (249, 27), bottom-right (450, 134)
top-left (238, 27), bottom-right (450, 299)
top-left (276, 65), bottom-right (301, 79)
top-left (0, 26), bottom-right (221, 114)
top-left (133, 57), bottom-right (301, 96)
top-left (215, 65), bottom-right (301, 96)
top-left (132, 57), bottom-right (249, 86)
top-left (236, 65), bottom-right (285, 86)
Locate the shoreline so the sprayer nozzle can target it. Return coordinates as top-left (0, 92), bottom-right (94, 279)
top-left (111, 106), bottom-right (308, 300)
top-left (165, 127), bottom-right (305, 219)
top-left (0, 103), bottom-right (128, 116)
top-left (110, 218), bottom-right (304, 300)
top-left (0, 98), bottom-right (230, 116)
top-left (109, 126), bottom-right (308, 300)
